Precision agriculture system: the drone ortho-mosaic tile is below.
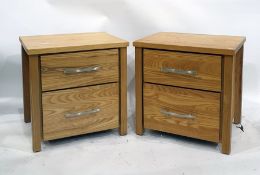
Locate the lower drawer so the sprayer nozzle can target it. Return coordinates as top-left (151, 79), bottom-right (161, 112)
top-left (143, 83), bottom-right (220, 142)
top-left (42, 83), bottom-right (119, 140)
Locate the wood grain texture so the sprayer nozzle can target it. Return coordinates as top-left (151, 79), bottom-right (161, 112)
top-left (19, 32), bottom-right (129, 55)
top-left (135, 48), bottom-right (144, 135)
top-left (41, 49), bottom-right (119, 91)
top-left (42, 83), bottom-right (119, 141)
top-left (143, 83), bottom-right (220, 142)
top-left (22, 47), bottom-right (31, 123)
top-left (29, 56), bottom-right (42, 152)
top-left (144, 49), bottom-right (222, 91)
top-left (233, 46), bottom-right (244, 124)
top-left (221, 55), bottom-right (235, 154)
top-left (133, 32), bottom-right (246, 55)
top-left (119, 48), bottom-right (127, 135)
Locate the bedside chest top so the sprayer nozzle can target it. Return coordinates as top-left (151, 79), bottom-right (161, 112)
top-left (133, 32), bottom-right (246, 55)
top-left (19, 32), bottom-right (129, 55)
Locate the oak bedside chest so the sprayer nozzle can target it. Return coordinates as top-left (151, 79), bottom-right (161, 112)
top-left (19, 32), bottom-right (128, 152)
top-left (134, 32), bottom-right (246, 154)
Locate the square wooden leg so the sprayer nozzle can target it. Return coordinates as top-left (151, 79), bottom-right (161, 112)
top-left (119, 48), bottom-right (127, 136)
top-left (22, 47), bottom-right (31, 123)
top-left (135, 48), bottom-right (144, 135)
top-left (233, 46), bottom-right (244, 124)
top-left (221, 55), bottom-right (235, 154)
top-left (29, 56), bottom-right (42, 152)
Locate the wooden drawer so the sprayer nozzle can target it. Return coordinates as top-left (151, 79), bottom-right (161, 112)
top-left (42, 83), bottom-right (119, 140)
top-left (143, 83), bottom-right (220, 142)
top-left (41, 49), bottom-right (119, 91)
top-left (143, 49), bottom-right (222, 91)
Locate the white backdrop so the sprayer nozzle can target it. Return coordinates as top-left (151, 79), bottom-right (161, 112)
top-left (1, 0), bottom-right (260, 174)
top-left (0, 0), bottom-right (260, 117)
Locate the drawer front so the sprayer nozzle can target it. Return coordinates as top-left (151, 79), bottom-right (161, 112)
top-left (42, 83), bottom-right (119, 140)
top-left (143, 49), bottom-right (222, 91)
top-left (143, 83), bottom-right (220, 142)
top-left (41, 49), bottom-right (119, 91)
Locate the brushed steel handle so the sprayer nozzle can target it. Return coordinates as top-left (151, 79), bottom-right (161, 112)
top-left (64, 108), bottom-right (100, 118)
top-left (160, 109), bottom-right (194, 119)
top-left (161, 67), bottom-right (197, 76)
top-left (63, 65), bottom-right (100, 75)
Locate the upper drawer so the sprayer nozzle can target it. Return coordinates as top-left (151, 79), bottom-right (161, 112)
top-left (143, 49), bottom-right (222, 91)
top-left (41, 49), bottom-right (119, 91)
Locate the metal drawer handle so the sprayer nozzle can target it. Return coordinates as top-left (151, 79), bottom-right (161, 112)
top-left (63, 65), bottom-right (100, 75)
top-left (160, 109), bottom-right (195, 119)
top-left (161, 67), bottom-right (197, 76)
top-left (64, 108), bottom-right (100, 118)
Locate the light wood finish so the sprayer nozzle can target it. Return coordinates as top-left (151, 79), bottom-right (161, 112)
top-left (41, 49), bottom-right (118, 91)
top-left (144, 83), bottom-right (220, 142)
top-left (29, 56), bottom-right (42, 152)
top-left (20, 32), bottom-right (129, 55)
top-left (42, 83), bottom-right (119, 140)
top-left (20, 32), bottom-right (128, 152)
top-left (119, 48), bottom-right (127, 135)
top-left (135, 48), bottom-right (144, 135)
top-left (221, 55), bottom-right (235, 154)
top-left (134, 32), bottom-right (245, 154)
top-left (143, 49), bottom-right (221, 91)
top-left (133, 32), bottom-right (246, 55)
top-left (233, 46), bottom-right (244, 124)
top-left (22, 47), bottom-right (31, 123)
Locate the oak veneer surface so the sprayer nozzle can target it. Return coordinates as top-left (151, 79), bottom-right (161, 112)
top-left (20, 32), bottom-right (129, 55)
top-left (135, 48), bottom-right (144, 135)
top-left (221, 55), bottom-right (235, 154)
top-left (143, 83), bottom-right (220, 142)
top-left (135, 32), bottom-right (245, 154)
top-left (42, 83), bottom-right (119, 141)
top-left (233, 46), bottom-right (243, 124)
top-left (22, 47), bottom-right (31, 123)
top-left (41, 49), bottom-right (118, 91)
top-left (119, 48), bottom-right (127, 135)
top-left (133, 32), bottom-right (246, 55)
top-left (143, 49), bottom-right (221, 92)
top-left (29, 56), bottom-right (42, 152)
top-left (20, 32), bottom-right (128, 152)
